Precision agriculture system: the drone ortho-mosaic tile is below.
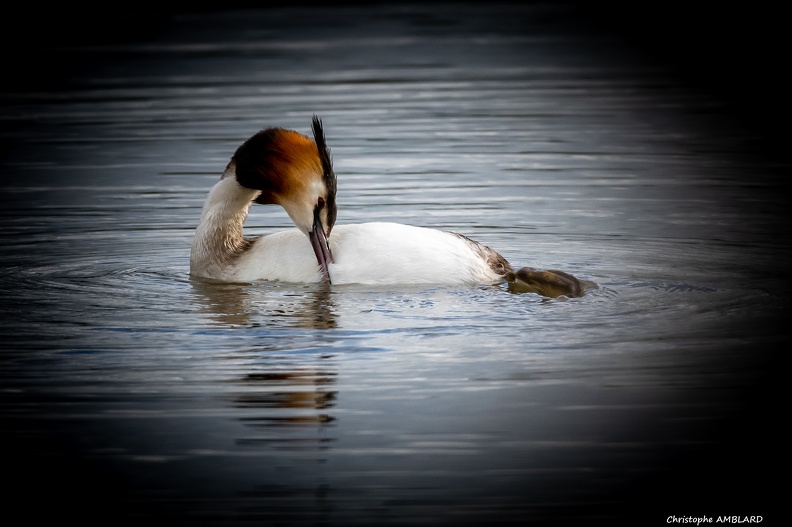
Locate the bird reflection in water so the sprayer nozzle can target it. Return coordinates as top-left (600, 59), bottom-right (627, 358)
top-left (233, 369), bottom-right (337, 434)
top-left (191, 280), bottom-right (339, 518)
top-left (228, 358), bottom-right (338, 521)
top-left (190, 280), bottom-right (338, 431)
top-left (190, 280), bottom-right (337, 329)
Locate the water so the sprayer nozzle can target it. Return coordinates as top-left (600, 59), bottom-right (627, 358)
top-left (1, 5), bottom-right (787, 525)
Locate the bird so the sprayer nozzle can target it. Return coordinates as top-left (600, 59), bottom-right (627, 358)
top-left (190, 116), bottom-right (582, 297)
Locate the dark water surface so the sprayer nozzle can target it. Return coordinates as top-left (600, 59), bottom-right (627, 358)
top-left (1, 5), bottom-right (788, 526)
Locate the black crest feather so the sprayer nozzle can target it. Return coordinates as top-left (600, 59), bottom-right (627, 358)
top-left (312, 115), bottom-right (337, 230)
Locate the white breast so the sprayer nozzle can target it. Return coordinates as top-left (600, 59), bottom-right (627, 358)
top-left (327, 223), bottom-right (503, 285)
top-left (230, 229), bottom-right (325, 283)
top-left (227, 222), bottom-right (504, 285)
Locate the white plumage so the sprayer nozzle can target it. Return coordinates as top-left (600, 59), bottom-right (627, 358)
top-left (234, 223), bottom-right (504, 285)
top-left (189, 117), bottom-right (583, 297)
top-left (189, 119), bottom-right (509, 286)
top-left (190, 176), bottom-right (504, 284)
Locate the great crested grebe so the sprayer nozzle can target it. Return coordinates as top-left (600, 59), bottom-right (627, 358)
top-left (190, 116), bottom-right (583, 297)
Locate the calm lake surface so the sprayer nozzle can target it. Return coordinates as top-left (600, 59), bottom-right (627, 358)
top-left (1, 5), bottom-right (787, 526)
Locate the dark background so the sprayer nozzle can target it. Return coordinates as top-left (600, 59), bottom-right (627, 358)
top-left (1, 2), bottom-right (786, 524)
top-left (3, 2), bottom-right (788, 150)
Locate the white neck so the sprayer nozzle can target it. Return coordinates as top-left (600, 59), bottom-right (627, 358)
top-left (190, 176), bottom-right (259, 278)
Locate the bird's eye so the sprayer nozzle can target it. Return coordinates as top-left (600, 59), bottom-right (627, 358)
top-left (317, 197), bottom-right (326, 210)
